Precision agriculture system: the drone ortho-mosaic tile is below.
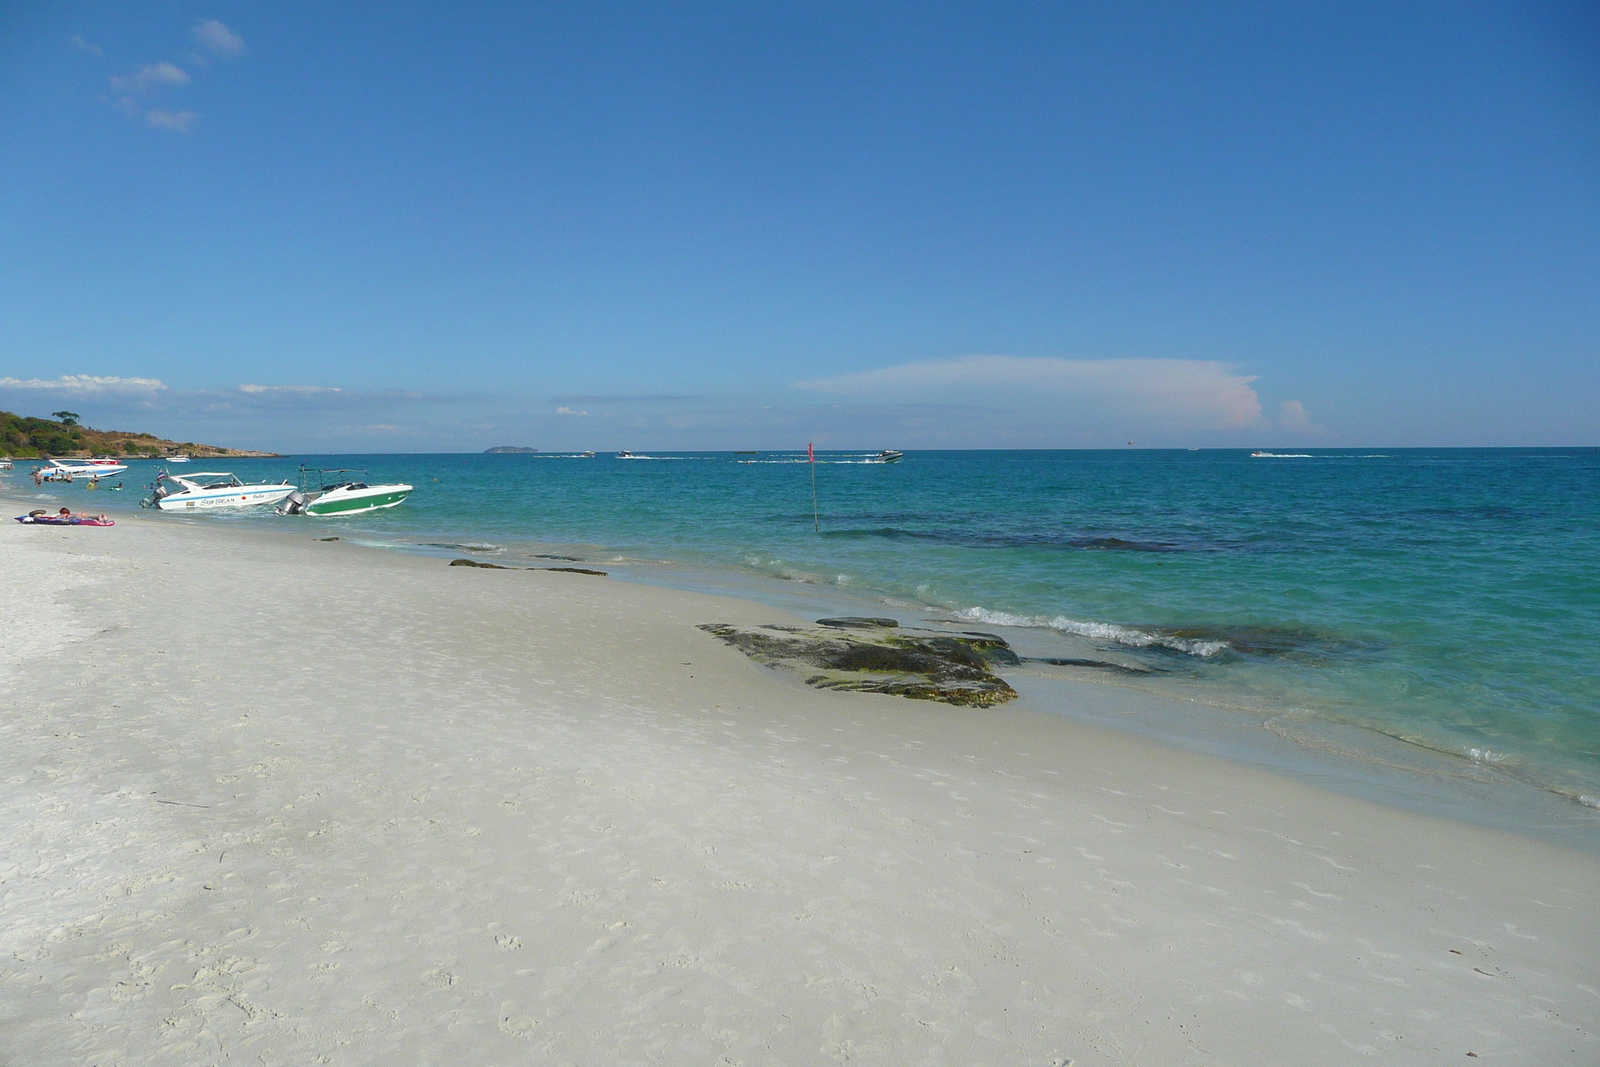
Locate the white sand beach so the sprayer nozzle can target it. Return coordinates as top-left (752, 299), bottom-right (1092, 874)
top-left (3, 507), bottom-right (1597, 1066)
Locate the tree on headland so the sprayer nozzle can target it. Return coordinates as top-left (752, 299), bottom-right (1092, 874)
top-left (52, 410), bottom-right (80, 425)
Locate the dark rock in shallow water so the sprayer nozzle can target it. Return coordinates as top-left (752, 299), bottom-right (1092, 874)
top-left (1024, 656), bottom-right (1158, 675)
top-left (816, 617), bottom-right (899, 629)
top-left (698, 622), bottom-right (1018, 707)
top-left (545, 566), bottom-right (608, 576)
top-left (449, 558), bottom-right (510, 568)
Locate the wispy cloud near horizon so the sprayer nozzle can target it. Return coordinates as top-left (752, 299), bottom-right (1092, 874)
top-left (238, 384), bottom-right (342, 395)
top-left (0, 374), bottom-right (167, 394)
top-left (795, 355), bottom-right (1266, 432)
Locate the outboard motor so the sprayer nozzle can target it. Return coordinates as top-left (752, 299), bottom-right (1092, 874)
top-left (276, 490), bottom-right (309, 516)
top-left (140, 472), bottom-right (171, 509)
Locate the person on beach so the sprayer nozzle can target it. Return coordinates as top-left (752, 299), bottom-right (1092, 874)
top-left (32, 467), bottom-right (43, 485)
top-left (52, 506), bottom-right (108, 524)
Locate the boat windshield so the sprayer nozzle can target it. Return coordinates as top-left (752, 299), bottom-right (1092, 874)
top-left (178, 473), bottom-right (243, 489)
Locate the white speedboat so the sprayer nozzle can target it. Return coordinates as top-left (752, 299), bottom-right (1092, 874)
top-left (276, 468), bottom-right (413, 516)
top-left (165, 453), bottom-right (191, 463)
top-left (873, 449), bottom-right (904, 463)
top-left (142, 471), bottom-right (294, 510)
top-left (43, 458), bottom-right (130, 479)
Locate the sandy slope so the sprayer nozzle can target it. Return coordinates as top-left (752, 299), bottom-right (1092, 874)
top-left (2, 509), bottom-right (1596, 1066)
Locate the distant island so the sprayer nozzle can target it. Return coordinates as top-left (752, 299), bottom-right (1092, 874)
top-left (484, 445), bottom-right (539, 453)
top-left (0, 409), bottom-right (280, 459)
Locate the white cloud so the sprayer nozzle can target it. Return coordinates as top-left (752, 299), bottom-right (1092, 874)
top-left (109, 61), bottom-right (190, 93)
top-left (1276, 399), bottom-right (1323, 434)
top-left (70, 35), bottom-right (102, 56)
top-left (794, 355), bottom-right (1264, 429)
top-left (146, 109), bottom-right (196, 132)
top-left (0, 374), bottom-right (167, 394)
top-left (238, 384), bottom-right (342, 394)
top-left (555, 406), bottom-right (591, 416)
top-left (191, 20), bottom-right (246, 59)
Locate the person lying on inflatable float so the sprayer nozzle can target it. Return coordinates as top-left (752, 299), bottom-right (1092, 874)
top-left (14, 507), bottom-right (115, 526)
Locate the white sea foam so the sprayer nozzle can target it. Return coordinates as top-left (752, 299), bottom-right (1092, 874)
top-left (952, 607), bottom-right (1230, 657)
top-left (1251, 452), bottom-right (1314, 458)
top-left (1467, 747), bottom-right (1507, 765)
top-left (1580, 795), bottom-right (1600, 810)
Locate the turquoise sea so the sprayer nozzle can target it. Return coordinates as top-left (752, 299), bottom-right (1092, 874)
top-left (18, 448), bottom-right (1600, 829)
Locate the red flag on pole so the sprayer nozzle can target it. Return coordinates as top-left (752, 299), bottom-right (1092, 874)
top-left (807, 442), bottom-right (814, 463)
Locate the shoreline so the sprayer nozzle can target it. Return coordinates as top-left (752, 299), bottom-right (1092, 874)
top-left (4, 496), bottom-right (1599, 1063)
top-left (7, 482), bottom-right (1600, 854)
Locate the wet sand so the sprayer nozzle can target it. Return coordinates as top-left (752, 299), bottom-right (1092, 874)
top-left (3, 505), bottom-right (1597, 1065)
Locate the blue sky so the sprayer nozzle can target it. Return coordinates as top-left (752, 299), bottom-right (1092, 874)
top-left (2, 1), bottom-right (1597, 451)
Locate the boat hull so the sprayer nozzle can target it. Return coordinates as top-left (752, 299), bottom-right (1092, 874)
top-left (154, 486), bottom-right (295, 510)
top-left (47, 462), bottom-right (130, 478)
top-left (303, 485), bottom-right (413, 516)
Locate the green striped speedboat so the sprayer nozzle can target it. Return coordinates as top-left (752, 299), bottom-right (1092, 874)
top-left (276, 468), bottom-right (413, 517)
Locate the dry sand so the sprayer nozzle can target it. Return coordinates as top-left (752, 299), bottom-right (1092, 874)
top-left (2, 507), bottom-right (1597, 1066)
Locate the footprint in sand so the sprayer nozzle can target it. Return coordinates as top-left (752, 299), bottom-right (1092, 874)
top-left (498, 1001), bottom-right (538, 1038)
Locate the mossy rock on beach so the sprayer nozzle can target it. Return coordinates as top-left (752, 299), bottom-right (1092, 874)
top-left (697, 621), bottom-right (1019, 707)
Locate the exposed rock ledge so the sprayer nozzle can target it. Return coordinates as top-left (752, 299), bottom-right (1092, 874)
top-left (697, 618), bottom-right (1018, 707)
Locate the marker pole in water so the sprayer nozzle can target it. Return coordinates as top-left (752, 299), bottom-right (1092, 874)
top-left (808, 442), bottom-right (819, 533)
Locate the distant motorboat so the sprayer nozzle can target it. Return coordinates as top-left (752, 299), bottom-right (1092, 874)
top-left (142, 471), bottom-right (294, 510)
top-left (873, 450), bottom-right (904, 464)
top-left (165, 454), bottom-right (191, 463)
top-left (617, 451), bottom-right (636, 458)
top-left (579, 451), bottom-right (596, 458)
top-left (44, 458), bottom-right (130, 479)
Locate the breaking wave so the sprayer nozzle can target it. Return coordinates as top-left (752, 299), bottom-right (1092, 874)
top-left (952, 607), bottom-right (1231, 657)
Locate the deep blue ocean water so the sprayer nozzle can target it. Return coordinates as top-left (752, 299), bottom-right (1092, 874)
top-left (18, 448), bottom-right (1600, 817)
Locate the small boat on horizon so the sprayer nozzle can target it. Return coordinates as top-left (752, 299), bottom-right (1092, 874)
top-left (142, 471), bottom-right (295, 510)
top-left (165, 453), bottom-right (191, 463)
top-left (874, 449), bottom-right (904, 463)
top-left (277, 468), bottom-right (413, 516)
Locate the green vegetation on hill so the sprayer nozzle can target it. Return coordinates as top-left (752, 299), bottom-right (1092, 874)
top-left (0, 409), bottom-right (278, 459)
